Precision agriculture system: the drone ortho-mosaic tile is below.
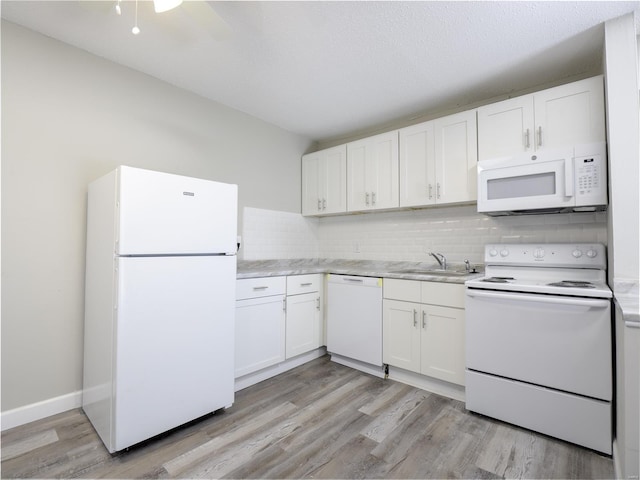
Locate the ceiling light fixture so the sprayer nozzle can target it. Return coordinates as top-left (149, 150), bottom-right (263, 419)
top-left (115, 0), bottom-right (121, 15)
top-left (153, 0), bottom-right (183, 13)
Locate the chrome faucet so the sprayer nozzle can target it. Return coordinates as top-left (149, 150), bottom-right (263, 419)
top-left (429, 252), bottom-right (447, 270)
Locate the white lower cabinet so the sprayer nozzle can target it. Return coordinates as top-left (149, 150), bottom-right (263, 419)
top-left (285, 274), bottom-right (323, 359)
top-left (383, 279), bottom-right (465, 386)
top-left (235, 274), bottom-right (324, 380)
top-left (235, 276), bottom-right (286, 378)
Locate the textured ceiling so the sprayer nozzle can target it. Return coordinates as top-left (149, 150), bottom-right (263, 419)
top-left (2, 1), bottom-right (639, 142)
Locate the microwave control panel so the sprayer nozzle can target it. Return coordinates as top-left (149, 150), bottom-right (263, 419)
top-left (575, 153), bottom-right (607, 205)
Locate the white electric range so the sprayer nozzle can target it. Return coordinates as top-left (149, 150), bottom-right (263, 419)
top-left (465, 243), bottom-right (613, 454)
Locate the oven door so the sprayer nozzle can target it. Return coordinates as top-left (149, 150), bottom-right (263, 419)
top-left (477, 156), bottom-right (575, 213)
top-left (465, 288), bottom-right (611, 400)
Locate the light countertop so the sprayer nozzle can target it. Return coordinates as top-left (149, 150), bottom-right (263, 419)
top-left (614, 280), bottom-right (640, 324)
top-left (237, 258), bottom-right (484, 284)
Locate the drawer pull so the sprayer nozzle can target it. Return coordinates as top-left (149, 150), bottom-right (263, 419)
top-left (300, 282), bottom-right (313, 287)
top-left (253, 286), bottom-right (269, 291)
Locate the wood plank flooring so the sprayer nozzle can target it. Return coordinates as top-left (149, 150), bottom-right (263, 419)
top-left (1, 355), bottom-right (614, 479)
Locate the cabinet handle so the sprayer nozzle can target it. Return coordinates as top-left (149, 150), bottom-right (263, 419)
top-left (283, 298), bottom-right (287, 312)
top-left (524, 128), bottom-right (530, 149)
top-left (537, 126), bottom-right (542, 147)
top-left (372, 192), bottom-right (376, 205)
top-left (413, 309), bottom-right (418, 327)
top-left (428, 184), bottom-right (433, 200)
top-left (365, 192), bottom-right (370, 206)
top-left (253, 286), bottom-right (269, 291)
top-left (322, 198), bottom-right (327, 210)
top-left (436, 183), bottom-right (441, 199)
top-left (316, 297), bottom-right (321, 310)
top-left (344, 277), bottom-right (364, 283)
top-left (300, 282), bottom-right (313, 287)
top-left (317, 199), bottom-right (322, 211)
top-left (422, 310), bottom-right (427, 329)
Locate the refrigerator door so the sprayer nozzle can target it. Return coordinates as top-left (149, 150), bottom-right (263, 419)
top-left (118, 166), bottom-right (237, 255)
top-left (113, 255), bottom-right (235, 452)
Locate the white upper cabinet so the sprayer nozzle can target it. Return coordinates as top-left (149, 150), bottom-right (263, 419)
top-left (347, 131), bottom-right (399, 212)
top-left (477, 96), bottom-right (534, 161)
top-left (478, 75), bottom-right (605, 161)
top-left (302, 145), bottom-right (347, 216)
top-left (399, 121), bottom-right (436, 207)
top-left (399, 110), bottom-right (477, 207)
top-left (533, 76), bottom-right (606, 150)
top-left (434, 110), bottom-right (478, 204)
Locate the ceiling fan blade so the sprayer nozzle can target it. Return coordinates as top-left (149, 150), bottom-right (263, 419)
top-left (180, 1), bottom-right (232, 40)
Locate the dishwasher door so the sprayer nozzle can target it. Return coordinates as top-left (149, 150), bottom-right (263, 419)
top-left (326, 275), bottom-right (383, 366)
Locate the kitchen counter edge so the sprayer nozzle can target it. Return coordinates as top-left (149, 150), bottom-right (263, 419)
top-left (237, 259), bottom-right (484, 284)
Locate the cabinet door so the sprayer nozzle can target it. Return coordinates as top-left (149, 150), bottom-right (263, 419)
top-left (533, 76), bottom-right (605, 152)
top-left (477, 95), bottom-right (535, 161)
top-left (302, 152), bottom-right (322, 216)
top-left (322, 145), bottom-right (347, 215)
top-left (420, 305), bottom-right (465, 385)
top-left (399, 121), bottom-right (436, 207)
top-left (370, 131), bottom-right (399, 209)
top-left (235, 295), bottom-right (286, 378)
top-left (347, 138), bottom-right (370, 211)
top-left (383, 299), bottom-right (421, 373)
top-left (347, 132), bottom-right (399, 212)
top-left (286, 292), bottom-right (321, 359)
top-left (434, 110), bottom-right (478, 204)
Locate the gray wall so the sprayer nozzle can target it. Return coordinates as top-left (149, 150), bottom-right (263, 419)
top-left (1, 21), bottom-right (312, 412)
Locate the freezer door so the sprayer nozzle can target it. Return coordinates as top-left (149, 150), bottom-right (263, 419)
top-left (118, 166), bottom-right (237, 255)
top-left (113, 255), bottom-right (235, 452)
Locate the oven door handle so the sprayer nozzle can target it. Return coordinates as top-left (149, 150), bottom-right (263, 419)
top-left (466, 289), bottom-right (610, 308)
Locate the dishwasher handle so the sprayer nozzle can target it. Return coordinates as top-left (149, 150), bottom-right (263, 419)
top-left (328, 274), bottom-right (381, 288)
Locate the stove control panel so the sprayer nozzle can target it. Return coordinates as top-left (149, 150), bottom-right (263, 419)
top-left (484, 243), bottom-right (606, 268)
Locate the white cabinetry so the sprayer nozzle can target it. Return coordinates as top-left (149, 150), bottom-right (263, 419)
top-left (399, 110), bottom-right (477, 207)
top-left (302, 145), bottom-right (347, 216)
top-left (347, 131), bottom-right (399, 212)
top-left (235, 274), bottom-right (325, 385)
top-left (285, 274), bottom-right (323, 359)
top-left (383, 279), bottom-right (465, 385)
top-left (477, 75), bottom-right (605, 161)
top-left (235, 277), bottom-right (286, 378)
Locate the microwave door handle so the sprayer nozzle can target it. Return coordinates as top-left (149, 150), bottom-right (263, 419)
top-left (565, 157), bottom-right (574, 197)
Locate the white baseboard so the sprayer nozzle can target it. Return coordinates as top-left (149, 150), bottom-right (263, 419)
top-left (329, 354), bottom-right (385, 378)
top-left (388, 366), bottom-right (465, 402)
top-left (235, 347), bottom-right (326, 391)
top-left (1, 390), bottom-right (83, 431)
top-left (614, 439), bottom-right (622, 479)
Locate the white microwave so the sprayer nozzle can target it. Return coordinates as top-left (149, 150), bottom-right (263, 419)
top-left (477, 143), bottom-right (608, 216)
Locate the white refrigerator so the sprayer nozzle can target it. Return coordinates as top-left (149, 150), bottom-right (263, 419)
top-left (82, 166), bottom-right (237, 453)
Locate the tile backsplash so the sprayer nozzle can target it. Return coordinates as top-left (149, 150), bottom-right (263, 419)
top-left (242, 207), bottom-right (319, 260)
top-left (242, 205), bottom-right (607, 264)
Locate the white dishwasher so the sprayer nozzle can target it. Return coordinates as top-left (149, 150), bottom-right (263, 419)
top-left (326, 274), bottom-right (383, 372)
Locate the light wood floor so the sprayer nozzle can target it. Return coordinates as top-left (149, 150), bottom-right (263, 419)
top-left (1, 355), bottom-right (614, 479)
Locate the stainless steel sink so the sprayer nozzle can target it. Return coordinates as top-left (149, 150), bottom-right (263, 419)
top-left (390, 269), bottom-right (470, 276)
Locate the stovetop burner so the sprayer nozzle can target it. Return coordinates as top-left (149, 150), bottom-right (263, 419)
top-left (547, 280), bottom-right (596, 289)
top-left (482, 277), bottom-right (515, 283)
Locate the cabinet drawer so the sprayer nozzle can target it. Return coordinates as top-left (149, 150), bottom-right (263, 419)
top-left (383, 278), bottom-right (421, 302)
top-left (421, 282), bottom-right (465, 308)
top-left (236, 276), bottom-right (286, 300)
top-left (287, 274), bottom-right (322, 295)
